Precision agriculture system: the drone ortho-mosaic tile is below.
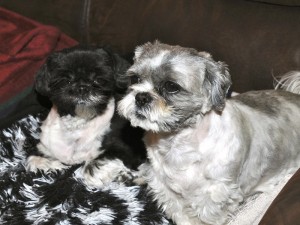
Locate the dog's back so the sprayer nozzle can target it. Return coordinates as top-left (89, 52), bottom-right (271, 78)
top-left (227, 72), bottom-right (300, 195)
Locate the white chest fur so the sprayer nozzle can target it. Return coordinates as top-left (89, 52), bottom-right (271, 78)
top-left (38, 98), bottom-right (115, 165)
top-left (143, 111), bottom-right (245, 225)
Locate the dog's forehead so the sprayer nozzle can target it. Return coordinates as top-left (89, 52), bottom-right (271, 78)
top-left (131, 48), bottom-right (169, 71)
top-left (130, 47), bottom-right (207, 86)
top-left (59, 51), bottom-right (107, 68)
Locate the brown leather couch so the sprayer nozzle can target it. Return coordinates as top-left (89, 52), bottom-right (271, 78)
top-left (1, 0), bottom-right (300, 224)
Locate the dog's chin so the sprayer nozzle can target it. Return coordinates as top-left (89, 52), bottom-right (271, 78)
top-left (127, 114), bottom-right (162, 132)
top-left (74, 104), bottom-right (98, 120)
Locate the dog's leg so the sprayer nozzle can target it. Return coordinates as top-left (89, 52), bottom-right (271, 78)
top-left (82, 158), bottom-right (134, 188)
top-left (133, 162), bottom-right (151, 185)
top-left (26, 155), bottom-right (69, 172)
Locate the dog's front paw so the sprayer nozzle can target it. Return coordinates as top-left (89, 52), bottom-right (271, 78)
top-left (26, 155), bottom-right (69, 173)
top-left (132, 162), bottom-right (151, 185)
top-left (82, 159), bottom-right (134, 188)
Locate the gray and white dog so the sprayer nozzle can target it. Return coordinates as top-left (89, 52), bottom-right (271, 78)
top-left (118, 41), bottom-right (300, 225)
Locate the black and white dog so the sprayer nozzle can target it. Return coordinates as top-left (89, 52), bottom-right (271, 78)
top-left (118, 41), bottom-right (300, 225)
top-left (26, 46), bottom-right (145, 187)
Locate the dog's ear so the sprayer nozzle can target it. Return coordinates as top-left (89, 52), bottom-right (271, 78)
top-left (112, 53), bottom-right (131, 91)
top-left (35, 52), bottom-right (61, 96)
top-left (204, 60), bottom-right (232, 112)
top-left (98, 47), bottom-right (131, 91)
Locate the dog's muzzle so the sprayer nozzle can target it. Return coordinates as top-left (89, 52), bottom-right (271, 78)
top-left (135, 92), bottom-right (152, 107)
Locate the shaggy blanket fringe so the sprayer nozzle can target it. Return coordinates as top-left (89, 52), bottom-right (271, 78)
top-left (0, 113), bottom-right (172, 225)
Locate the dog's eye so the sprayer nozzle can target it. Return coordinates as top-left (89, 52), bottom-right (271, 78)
top-left (164, 81), bottom-right (181, 93)
top-left (129, 75), bottom-right (141, 85)
top-left (49, 78), bottom-right (71, 89)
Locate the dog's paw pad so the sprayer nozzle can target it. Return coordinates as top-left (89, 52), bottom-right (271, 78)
top-left (26, 155), bottom-right (68, 173)
top-left (82, 159), bottom-right (133, 188)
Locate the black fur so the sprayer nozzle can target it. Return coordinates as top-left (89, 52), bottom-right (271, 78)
top-left (35, 45), bottom-right (129, 117)
top-left (33, 45), bottom-right (146, 181)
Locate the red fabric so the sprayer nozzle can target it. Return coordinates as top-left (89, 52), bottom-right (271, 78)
top-left (0, 7), bottom-right (78, 104)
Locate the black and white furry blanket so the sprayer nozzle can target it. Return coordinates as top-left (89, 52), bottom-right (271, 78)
top-left (0, 113), bottom-right (173, 225)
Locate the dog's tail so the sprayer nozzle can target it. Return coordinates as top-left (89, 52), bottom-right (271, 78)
top-left (275, 71), bottom-right (300, 94)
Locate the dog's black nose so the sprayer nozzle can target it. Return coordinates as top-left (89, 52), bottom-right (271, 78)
top-left (135, 92), bottom-right (152, 107)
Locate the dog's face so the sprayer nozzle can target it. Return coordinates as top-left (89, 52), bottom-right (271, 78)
top-left (118, 41), bottom-right (231, 132)
top-left (35, 46), bottom-right (129, 119)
